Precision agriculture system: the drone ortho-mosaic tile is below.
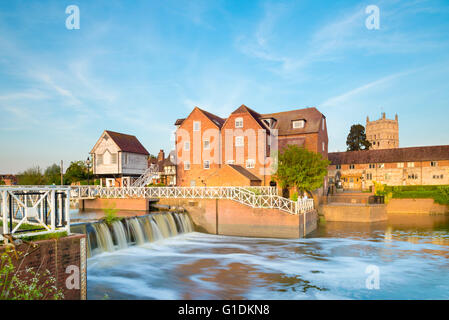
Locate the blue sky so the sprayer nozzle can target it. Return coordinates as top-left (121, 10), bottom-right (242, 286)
top-left (1, 0), bottom-right (449, 173)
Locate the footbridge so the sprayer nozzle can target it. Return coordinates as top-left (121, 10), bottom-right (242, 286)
top-left (70, 186), bottom-right (314, 215)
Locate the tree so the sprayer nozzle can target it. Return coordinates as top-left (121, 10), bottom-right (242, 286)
top-left (64, 161), bottom-right (88, 184)
top-left (273, 145), bottom-right (330, 196)
top-left (44, 164), bottom-right (61, 185)
top-left (17, 167), bottom-right (45, 185)
top-left (346, 124), bottom-right (371, 151)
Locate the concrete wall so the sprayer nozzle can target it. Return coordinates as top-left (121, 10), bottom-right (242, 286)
top-left (386, 198), bottom-right (449, 214)
top-left (80, 198), bottom-right (150, 211)
top-left (0, 234), bottom-right (86, 300)
top-left (158, 198), bottom-right (317, 238)
top-left (322, 203), bottom-right (387, 222)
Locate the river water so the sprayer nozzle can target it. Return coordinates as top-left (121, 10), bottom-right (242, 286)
top-left (86, 214), bottom-right (449, 300)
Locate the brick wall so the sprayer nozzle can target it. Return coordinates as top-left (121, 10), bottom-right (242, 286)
top-left (0, 234), bottom-right (86, 300)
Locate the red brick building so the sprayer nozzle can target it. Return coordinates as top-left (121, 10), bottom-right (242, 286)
top-left (174, 105), bottom-right (328, 187)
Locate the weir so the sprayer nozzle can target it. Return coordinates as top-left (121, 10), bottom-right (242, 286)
top-left (71, 212), bottom-right (193, 257)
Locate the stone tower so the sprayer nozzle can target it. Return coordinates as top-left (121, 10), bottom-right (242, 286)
top-left (365, 113), bottom-right (399, 150)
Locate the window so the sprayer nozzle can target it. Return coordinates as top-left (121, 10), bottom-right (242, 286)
top-left (235, 117), bottom-right (243, 128)
top-left (184, 161), bottom-right (190, 170)
top-left (193, 121), bottom-right (200, 132)
top-left (366, 173), bottom-right (373, 180)
top-left (322, 142), bottom-right (325, 151)
top-left (97, 154), bottom-right (103, 165)
top-left (246, 159), bottom-right (255, 169)
top-left (369, 164), bottom-right (375, 169)
top-left (385, 173), bottom-right (391, 180)
top-left (203, 160), bottom-right (210, 169)
top-left (378, 163), bottom-right (384, 168)
top-left (184, 141), bottom-right (190, 151)
top-left (226, 160), bottom-right (235, 164)
top-left (322, 118), bottom-right (325, 131)
top-left (111, 153), bottom-right (117, 164)
top-left (349, 164), bottom-right (355, 169)
top-left (431, 161), bottom-right (438, 167)
top-left (408, 173), bottom-right (418, 179)
top-left (292, 120), bottom-right (305, 129)
top-left (204, 139), bottom-right (210, 150)
top-left (336, 164), bottom-right (341, 170)
top-left (397, 162), bottom-right (404, 168)
top-left (433, 174), bottom-right (444, 179)
top-left (235, 136), bottom-right (244, 147)
top-left (124, 154), bottom-right (128, 165)
top-left (407, 162), bottom-right (415, 168)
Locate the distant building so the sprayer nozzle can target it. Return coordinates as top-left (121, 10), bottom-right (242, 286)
top-left (174, 105), bottom-right (328, 188)
top-left (0, 174), bottom-right (17, 185)
top-left (328, 145), bottom-right (449, 190)
top-left (366, 112), bottom-right (399, 150)
top-left (148, 149), bottom-right (177, 186)
top-left (90, 130), bottom-right (149, 187)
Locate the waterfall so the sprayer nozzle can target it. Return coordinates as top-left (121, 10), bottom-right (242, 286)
top-left (72, 212), bottom-right (194, 257)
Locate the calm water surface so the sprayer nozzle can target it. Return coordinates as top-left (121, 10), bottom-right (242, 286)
top-left (86, 213), bottom-right (449, 300)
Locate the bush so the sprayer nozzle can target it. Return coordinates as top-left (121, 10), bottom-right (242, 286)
top-left (290, 192), bottom-right (298, 202)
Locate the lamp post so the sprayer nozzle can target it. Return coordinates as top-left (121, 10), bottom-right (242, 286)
top-left (86, 157), bottom-right (91, 186)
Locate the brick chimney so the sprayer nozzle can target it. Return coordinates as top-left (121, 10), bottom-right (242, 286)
top-left (157, 149), bottom-right (165, 162)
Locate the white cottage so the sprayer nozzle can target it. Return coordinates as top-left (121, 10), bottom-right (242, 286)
top-left (90, 130), bottom-right (149, 187)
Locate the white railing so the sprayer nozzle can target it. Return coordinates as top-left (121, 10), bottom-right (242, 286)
top-left (0, 187), bottom-right (71, 240)
top-left (131, 164), bottom-right (160, 187)
top-left (71, 186), bottom-right (313, 215)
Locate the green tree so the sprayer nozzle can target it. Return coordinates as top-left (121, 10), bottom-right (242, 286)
top-left (273, 145), bottom-right (330, 196)
top-left (0, 180), bottom-right (5, 186)
top-left (64, 161), bottom-right (88, 184)
top-left (16, 167), bottom-right (45, 185)
top-left (44, 164), bottom-right (61, 185)
top-left (346, 124), bottom-right (371, 151)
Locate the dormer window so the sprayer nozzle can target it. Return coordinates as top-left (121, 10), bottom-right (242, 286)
top-left (235, 117), bottom-right (243, 128)
top-left (292, 120), bottom-right (305, 129)
top-left (193, 121), bottom-right (200, 132)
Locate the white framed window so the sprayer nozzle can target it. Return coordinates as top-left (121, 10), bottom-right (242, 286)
top-left (378, 163), bottom-right (385, 168)
top-left (397, 162), bottom-right (404, 168)
top-left (184, 141), bottom-right (190, 151)
top-left (292, 120), bottom-right (305, 129)
top-left (366, 173), bottom-right (373, 180)
top-left (431, 161), bottom-right (438, 167)
top-left (226, 160), bottom-right (235, 164)
top-left (369, 164), bottom-right (375, 169)
top-left (124, 153), bottom-right (128, 165)
top-left (407, 162), bottom-right (415, 168)
top-left (97, 154), bottom-right (103, 165)
top-left (184, 161), bottom-right (190, 170)
top-left (203, 160), bottom-right (210, 169)
top-left (246, 159), bottom-right (255, 169)
top-left (235, 117), bottom-right (243, 128)
top-left (336, 164), bottom-right (341, 169)
top-left (111, 153), bottom-right (117, 164)
top-left (322, 142), bottom-right (325, 151)
top-left (322, 118), bottom-right (325, 131)
top-left (204, 139), bottom-right (210, 150)
top-left (193, 121), bottom-right (200, 132)
top-left (235, 136), bottom-right (244, 147)
top-left (349, 164), bottom-right (355, 169)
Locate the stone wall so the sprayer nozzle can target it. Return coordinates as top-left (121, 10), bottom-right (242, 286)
top-left (158, 198), bottom-right (317, 238)
top-left (0, 234), bottom-right (86, 300)
top-left (386, 198), bottom-right (449, 214)
top-left (80, 198), bottom-right (150, 211)
top-left (322, 203), bottom-right (387, 222)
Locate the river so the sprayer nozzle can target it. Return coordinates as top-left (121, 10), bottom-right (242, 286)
top-left (85, 213), bottom-right (449, 300)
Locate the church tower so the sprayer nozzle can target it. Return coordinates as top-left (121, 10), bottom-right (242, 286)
top-left (365, 113), bottom-right (399, 150)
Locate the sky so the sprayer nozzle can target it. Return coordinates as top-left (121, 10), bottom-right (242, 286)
top-left (1, 0), bottom-right (449, 173)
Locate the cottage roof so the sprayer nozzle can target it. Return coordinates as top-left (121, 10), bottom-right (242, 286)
top-left (261, 107), bottom-right (324, 135)
top-left (329, 145), bottom-right (449, 165)
top-left (91, 130), bottom-right (149, 155)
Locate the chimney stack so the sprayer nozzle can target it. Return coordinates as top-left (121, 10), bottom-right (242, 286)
top-left (382, 112), bottom-right (386, 119)
top-left (157, 149), bottom-right (165, 162)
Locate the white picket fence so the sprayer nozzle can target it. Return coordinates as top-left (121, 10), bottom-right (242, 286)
top-left (71, 186), bottom-right (314, 215)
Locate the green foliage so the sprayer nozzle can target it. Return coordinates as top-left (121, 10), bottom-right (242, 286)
top-left (0, 180), bottom-right (5, 185)
top-left (146, 183), bottom-right (166, 187)
top-left (346, 124), bottom-right (371, 151)
top-left (1, 249), bottom-right (64, 300)
top-left (273, 145), bottom-right (330, 194)
top-left (290, 192), bottom-right (298, 201)
top-left (244, 187), bottom-right (262, 195)
top-left (17, 167), bottom-right (45, 185)
top-left (373, 181), bottom-right (392, 203)
top-left (64, 161), bottom-right (89, 184)
top-left (44, 164), bottom-right (61, 185)
top-left (21, 232), bottom-right (68, 242)
top-left (101, 202), bottom-right (121, 226)
top-left (379, 184), bottom-right (449, 205)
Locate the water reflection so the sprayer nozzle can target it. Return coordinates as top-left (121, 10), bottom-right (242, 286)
top-left (86, 213), bottom-right (449, 300)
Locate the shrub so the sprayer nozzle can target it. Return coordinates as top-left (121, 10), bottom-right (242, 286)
top-left (290, 192), bottom-right (298, 202)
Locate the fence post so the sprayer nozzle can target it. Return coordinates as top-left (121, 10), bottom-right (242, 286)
top-left (50, 189), bottom-right (56, 231)
top-left (65, 189), bottom-right (71, 233)
top-left (2, 191), bottom-right (8, 235)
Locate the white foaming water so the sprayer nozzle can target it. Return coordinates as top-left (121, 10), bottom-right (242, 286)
top-left (87, 218), bottom-right (449, 300)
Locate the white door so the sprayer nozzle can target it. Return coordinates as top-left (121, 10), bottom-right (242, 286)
top-left (106, 178), bottom-right (115, 187)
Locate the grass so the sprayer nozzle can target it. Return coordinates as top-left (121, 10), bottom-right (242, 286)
top-left (0, 221), bottom-right (68, 241)
top-left (384, 185), bottom-right (449, 205)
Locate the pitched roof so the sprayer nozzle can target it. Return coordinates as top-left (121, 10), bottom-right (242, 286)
top-left (228, 164), bottom-right (262, 181)
top-left (261, 107), bottom-right (324, 135)
top-left (231, 104), bottom-right (270, 130)
top-left (174, 107), bottom-right (226, 128)
top-left (103, 130), bottom-right (149, 155)
top-left (329, 145), bottom-right (449, 165)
